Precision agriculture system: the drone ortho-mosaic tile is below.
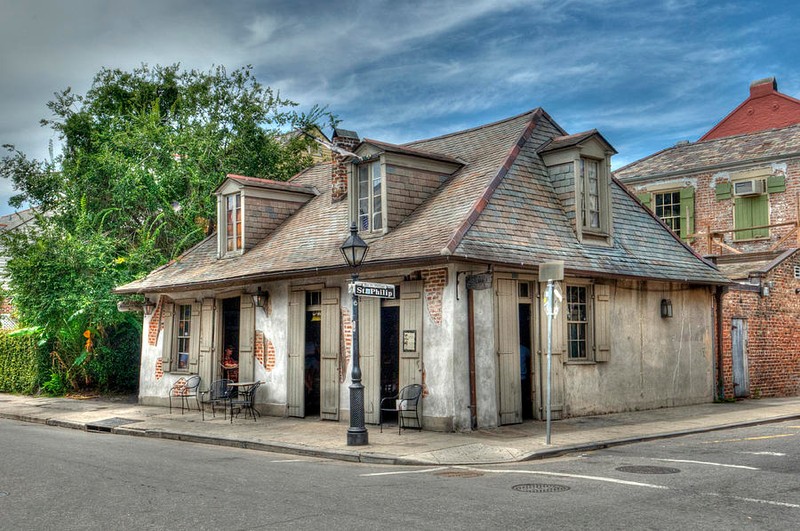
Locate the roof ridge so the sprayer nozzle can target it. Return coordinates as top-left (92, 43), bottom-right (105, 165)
top-left (404, 107), bottom-right (543, 147)
top-left (440, 109), bottom-right (546, 255)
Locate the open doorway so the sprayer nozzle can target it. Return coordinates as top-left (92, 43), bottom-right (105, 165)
top-left (519, 284), bottom-right (534, 420)
top-left (304, 291), bottom-right (322, 416)
top-left (380, 305), bottom-right (400, 422)
top-left (221, 297), bottom-right (240, 382)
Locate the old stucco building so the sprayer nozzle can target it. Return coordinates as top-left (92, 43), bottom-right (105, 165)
top-left (616, 77), bottom-right (800, 400)
top-left (117, 108), bottom-right (727, 431)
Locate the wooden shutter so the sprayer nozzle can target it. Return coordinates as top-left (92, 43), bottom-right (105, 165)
top-left (767, 174), bottom-right (786, 194)
top-left (636, 192), bottom-right (651, 209)
top-left (593, 284), bottom-right (611, 362)
top-left (238, 295), bottom-right (255, 382)
top-left (399, 280), bottom-right (424, 389)
top-left (496, 279), bottom-right (521, 425)
top-left (199, 298), bottom-right (215, 387)
top-left (188, 302), bottom-right (201, 373)
top-left (161, 301), bottom-right (175, 370)
top-left (359, 296), bottom-right (380, 425)
top-left (734, 195), bottom-right (769, 240)
top-left (539, 282), bottom-right (565, 419)
top-left (287, 290), bottom-right (305, 417)
top-left (320, 287), bottom-right (341, 420)
top-left (715, 182), bottom-right (731, 201)
top-left (679, 187), bottom-right (695, 239)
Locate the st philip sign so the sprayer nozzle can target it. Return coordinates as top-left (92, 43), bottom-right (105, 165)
top-left (350, 281), bottom-right (396, 299)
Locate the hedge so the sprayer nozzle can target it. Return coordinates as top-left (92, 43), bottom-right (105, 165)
top-left (0, 331), bottom-right (46, 394)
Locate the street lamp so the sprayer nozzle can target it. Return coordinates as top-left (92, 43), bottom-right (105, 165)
top-left (340, 222), bottom-right (369, 446)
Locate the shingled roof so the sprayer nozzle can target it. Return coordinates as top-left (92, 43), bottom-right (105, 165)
top-left (614, 123), bottom-right (800, 183)
top-left (116, 108), bottom-right (726, 294)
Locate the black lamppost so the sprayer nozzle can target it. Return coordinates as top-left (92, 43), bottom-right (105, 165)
top-left (340, 222), bottom-right (369, 446)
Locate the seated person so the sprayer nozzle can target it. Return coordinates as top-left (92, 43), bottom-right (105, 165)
top-left (222, 345), bottom-right (239, 381)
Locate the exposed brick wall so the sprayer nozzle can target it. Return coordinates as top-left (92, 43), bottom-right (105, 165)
top-left (155, 358), bottom-right (164, 380)
top-left (255, 330), bottom-right (265, 366)
top-left (421, 268), bottom-right (447, 325)
top-left (244, 196), bottom-right (305, 250)
top-left (720, 252), bottom-right (800, 398)
top-left (385, 165), bottom-right (448, 229)
top-left (0, 298), bottom-right (13, 314)
top-left (331, 156), bottom-right (348, 203)
top-left (627, 158), bottom-right (800, 256)
top-left (265, 338), bottom-right (276, 372)
top-left (147, 296), bottom-right (164, 347)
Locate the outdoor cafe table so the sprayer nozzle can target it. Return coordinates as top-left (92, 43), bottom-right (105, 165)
top-left (228, 381), bottom-right (262, 422)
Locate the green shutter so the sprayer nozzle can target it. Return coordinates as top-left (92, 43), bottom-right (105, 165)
top-left (734, 195), bottom-right (769, 240)
top-left (715, 182), bottom-right (731, 201)
top-left (636, 192), bottom-right (651, 209)
top-left (679, 186), bottom-right (695, 239)
top-left (767, 174), bottom-right (786, 194)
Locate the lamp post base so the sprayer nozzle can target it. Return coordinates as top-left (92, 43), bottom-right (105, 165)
top-left (346, 428), bottom-right (369, 446)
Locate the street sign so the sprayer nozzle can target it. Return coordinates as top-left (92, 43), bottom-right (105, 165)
top-left (351, 281), bottom-right (396, 299)
top-left (465, 273), bottom-right (493, 290)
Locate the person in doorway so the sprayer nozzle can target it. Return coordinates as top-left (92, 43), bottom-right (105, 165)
top-left (222, 345), bottom-right (238, 381)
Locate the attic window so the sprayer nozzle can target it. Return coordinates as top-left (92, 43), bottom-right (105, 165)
top-left (225, 193), bottom-right (242, 252)
top-left (357, 161), bottom-right (383, 232)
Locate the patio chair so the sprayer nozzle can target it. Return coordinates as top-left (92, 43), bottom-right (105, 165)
top-left (230, 381), bottom-right (262, 423)
top-left (169, 375), bottom-right (201, 415)
top-left (200, 379), bottom-right (236, 420)
top-left (380, 383), bottom-right (423, 434)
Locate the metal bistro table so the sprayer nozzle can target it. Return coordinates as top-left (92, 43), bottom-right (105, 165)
top-left (228, 381), bottom-right (263, 423)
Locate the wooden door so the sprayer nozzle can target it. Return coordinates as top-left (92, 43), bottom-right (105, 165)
top-left (399, 280), bottom-right (424, 389)
top-left (238, 295), bottom-right (255, 382)
top-left (496, 278), bottom-right (521, 425)
top-left (731, 318), bottom-right (749, 398)
top-left (198, 298), bottom-right (216, 386)
top-left (320, 287), bottom-right (341, 420)
top-left (287, 290), bottom-right (305, 417)
top-left (359, 296), bottom-right (380, 425)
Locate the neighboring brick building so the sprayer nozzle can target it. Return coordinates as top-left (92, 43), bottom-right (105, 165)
top-left (616, 77), bottom-right (800, 399)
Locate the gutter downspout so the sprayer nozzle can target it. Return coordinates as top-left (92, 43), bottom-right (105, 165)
top-left (468, 288), bottom-right (478, 430)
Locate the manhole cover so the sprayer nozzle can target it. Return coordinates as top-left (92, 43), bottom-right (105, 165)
top-left (616, 465), bottom-right (680, 475)
top-left (513, 484), bottom-right (571, 493)
top-left (434, 470), bottom-right (485, 478)
top-left (86, 417), bottom-right (143, 432)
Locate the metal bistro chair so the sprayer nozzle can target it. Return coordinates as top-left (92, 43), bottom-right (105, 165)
top-left (380, 384), bottom-right (423, 434)
top-left (230, 381), bottom-right (262, 423)
top-left (169, 375), bottom-right (201, 415)
top-left (200, 379), bottom-right (236, 420)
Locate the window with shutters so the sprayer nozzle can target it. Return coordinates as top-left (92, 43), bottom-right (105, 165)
top-left (564, 282), bottom-right (611, 363)
top-left (566, 285), bottom-right (590, 360)
top-left (733, 180), bottom-right (769, 241)
top-left (225, 192), bottom-right (243, 252)
top-left (175, 304), bottom-right (192, 371)
top-left (654, 191), bottom-right (681, 233)
top-left (356, 160), bottom-right (383, 233)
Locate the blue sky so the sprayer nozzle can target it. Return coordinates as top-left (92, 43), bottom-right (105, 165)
top-left (2, 0), bottom-right (799, 216)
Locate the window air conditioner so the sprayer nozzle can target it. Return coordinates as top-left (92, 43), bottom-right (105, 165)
top-left (732, 179), bottom-right (765, 196)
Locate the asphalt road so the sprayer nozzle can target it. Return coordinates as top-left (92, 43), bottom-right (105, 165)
top-left (1, 418), bottom-right (798, 530)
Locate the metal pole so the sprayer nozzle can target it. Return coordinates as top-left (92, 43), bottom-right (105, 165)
top-left (546, 279), bottom-right (553, 445)
top-left (347, 271), bottom-right (368, 445)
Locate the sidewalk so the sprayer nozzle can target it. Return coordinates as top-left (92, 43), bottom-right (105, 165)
top-left (2, 392), bottom-right (799, 466)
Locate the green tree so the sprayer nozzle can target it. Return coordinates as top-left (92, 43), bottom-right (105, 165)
top-left (1, 64), bottom-right (333, 393)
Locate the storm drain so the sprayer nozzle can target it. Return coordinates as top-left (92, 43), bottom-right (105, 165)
top-left (434, 469), bottom-right (485, 478)
top-left (0, 491), bottom-right (8, 497)
top-left (513, 484), bottom-right (571, 493)
top-left (616, 465), bottom-right (680, 475)
top-left (86, 417), bottom-right (143, 433)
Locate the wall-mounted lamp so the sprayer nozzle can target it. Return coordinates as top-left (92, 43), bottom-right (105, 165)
top-left (142, 299), bottom-right (157, 316)
top-left (660, 298), bottom-right (673, 319)
top-left (252, 287), bottom-right (268, 308)
top-left (761, 281), bottom-right (775, 298)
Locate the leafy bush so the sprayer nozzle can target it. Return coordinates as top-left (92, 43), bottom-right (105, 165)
top-left (0, 329), bottom-right (47, 393)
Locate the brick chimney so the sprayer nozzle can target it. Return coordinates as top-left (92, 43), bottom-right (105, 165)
top-left (331, 128), bottom-right (359, 203)
top-left (750, 77), bottom-right (778, 98)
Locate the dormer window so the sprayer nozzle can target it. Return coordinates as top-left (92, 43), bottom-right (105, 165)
top-left (538, 130), bottom-right (617, 245)
top-left (357, 160), bottom-right (383, 232)
top-left (581, 158), bottom-right (603, 230)
top-left (225, 192), bottom-right (242, 252)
